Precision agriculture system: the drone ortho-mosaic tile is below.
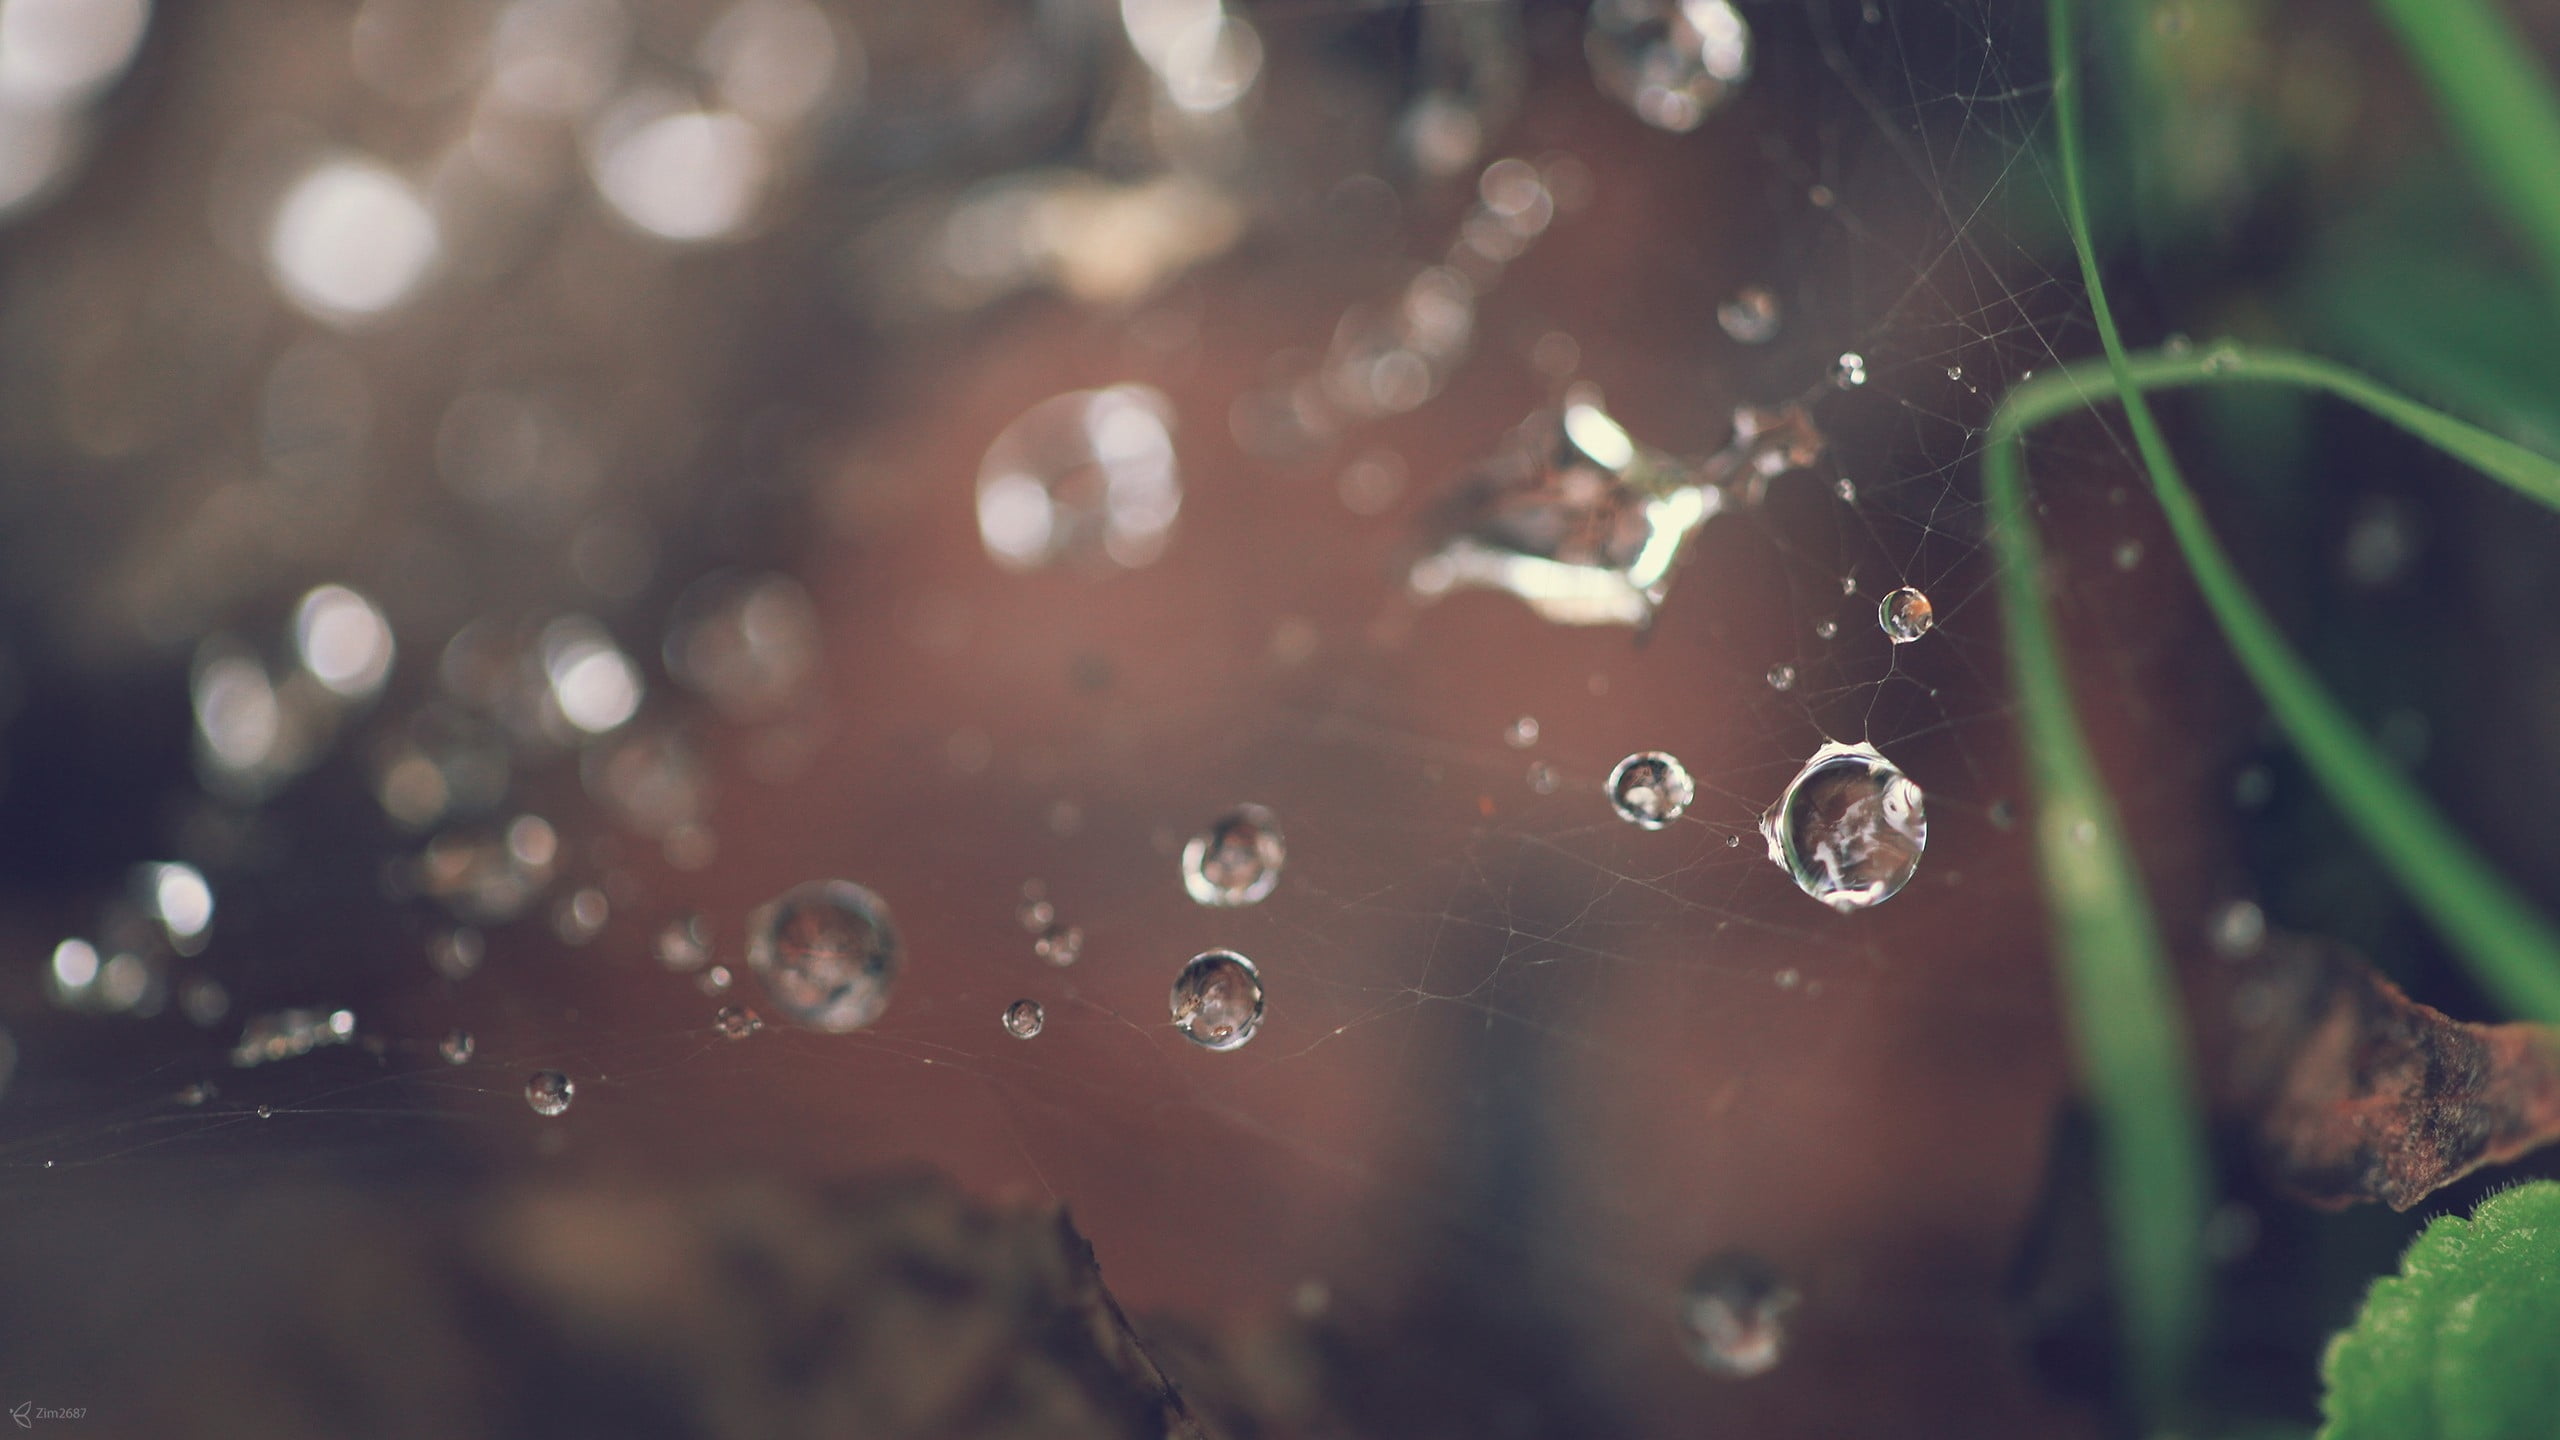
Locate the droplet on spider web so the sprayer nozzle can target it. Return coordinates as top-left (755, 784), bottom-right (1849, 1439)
top-left (1717, 285), bottom-right (1780, 344)
top-left (975, 385), bottom-right (1181, 571)
top-left (1182, 805), bottom-right (1285, 907)
top-left (699, 964), bottom-right (734, 995)
top-left (1003, 999), bottom-right (1045, 1039)
top-left (1409, 387), bottom-right (1720, 627)
top-left (524, 1069), bottom-right (574, 1117)
top-left (1606, 751), bottom-right (1694, 829)
top-left (713, 1004), bottom-right (763, 1040)
top-left (1034, 922), bottom-right (1083, 967)
top-left (1877, 586), bottom-right (1935, 644)
top-left (1505, 715), bottom-right (1541, 748)
top-left (745, 880), bottom-right (902, 1033)
top-left (427, 926), bottom-right (484, 981)
top-left (1016, 881), bottom-right (1053, 932)
top-left (1683, 1250), bottom-right (1798, 1377)
top-left (1761, 742), bottom-right (1927, 911)
top-left (1813, 619), bottom-right (1837, 640)
top-left (1584, 0), bottom-right (1750, 133)
top-left (1170, 950), bottom-right (1264, 1051)
top-left (1833, 352), bottom-right (1867, 387)
top-left (1526, 760), bottom-right (1560, 795)
top-left (1766, 663), bottom-right (1795, 692)
top-left (1833, 477), bottom-right (1856, 504)
top-left (438, 1028), bottom-right (475, 1065)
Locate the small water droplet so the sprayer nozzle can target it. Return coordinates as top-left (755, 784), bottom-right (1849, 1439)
top-left (2200, 340), bottom-right (2242, 374)
top-left (745, 880), bottom-right (901, 1033)
top-left (2208, 899), bottom-right (2266, 959)
top-left (1170, 950), bottom-right (1265, 1051)
top-left (1833, 476), bottom-right (1856, 504)
top-left (1833, 351), bottom-right (1867, 387)
top-left (1017, 881), bottom-right (1054, 933)
top-left (1840, 574), bottom-right (1859, 595)
top-left (1717, 285), bottom-right (1780, 345)
top-left (713, 1004), bottom-right (763, 1040)
top-left (2113, 539), bottom-right (2143, 571)
top-left (699, 963), bottom-right (734, 995)
top-left (255, 1104), bottom-right (273, 1119)
top-left (1761, 742), bottom-right (1927, 911)
top-left (1034, 922), bottom-right (1084, 967)
top-left (439, 1028), bottom-right (475, 1065)
top-left (1766, 663), bottom-right (1796, 692)
top-left (1773, 968), bottom-right (1799, 989)
top-left (1526, 760), bottom-right (1561, 795)
top-left (655, 914), bottom-right (712, 972)
top-left (1683, 1251), bottom-right (1797, 1377)
top-left (552, 886), bottom-right (609, 945)
top-left (1505, 715), bottom-right (1541, 749)
top-left (1813, 619), bottom-right (1838, 640)
top-left (1877, 586), bottom-right (1934, 643)
top-left (428, 926), bottom-right (485, 981)
top-left (525, 1069), bottom-right (574, 1117)
top-left (1607, 751), bottom-right (1694, 829)
top-left (1182, 805), bottom-right (1286, 907)
top-left (1003, 999), bottom-right (1045, 1039)
top-left (176, 1080), bottom-right (217, 1106)
top-left (1584, 0), bottom-right (1751, 133)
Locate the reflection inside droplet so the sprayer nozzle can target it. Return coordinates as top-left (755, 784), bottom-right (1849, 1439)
top-left (1761, 741), bottom-right (1927, 911)
top-left (1170, 949), bottom-right (1263, 1051)
top-left (1181, 804), bottom-right (1285, 907)
top-left (745, 879), bottom-right (901, 1033)
top-left (1607, 750), bottom-right (1693, 829)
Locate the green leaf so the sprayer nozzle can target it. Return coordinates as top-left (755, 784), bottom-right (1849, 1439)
top-left (2320, 1180), bottom-right (2560, 1440)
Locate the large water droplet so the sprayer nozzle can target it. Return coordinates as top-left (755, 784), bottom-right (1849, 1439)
top-left (1584, 0), bottom-right (1751, 133)
top-left (1170, 950), bottom-right (1264, 1051)
top-left (1411, 388), bottom-right (1720, 627)
top-left (525, 1069), bottom-right (574, 1117)
top-left (1682, 1250), bottom-right (1797, 1377)
top-left (1607, 751), bottom-right (1694, 829)
top-left (1761, 742), bottom-right (1926, 911)
top-left (976, 385), bottom-right (1180, 571)
top-left (1003, 998), bottom-right (1045, 1039)
top-left (1182, 804), bottom-right (1285, 907)
top-left (1877, 586), bottom-right (1934, 644)
top-left (439, 1028), bottom-right (475, 1065)
top-left (745, 880), bottom-right (901, 1032)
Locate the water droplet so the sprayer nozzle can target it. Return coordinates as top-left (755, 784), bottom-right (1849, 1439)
top-left (1833, 476), bottom-right (1856, 504)
top-left (1761, 742), bottom-right (1927, 911)
top-left (1585, 0), bottom-right (1751, 132)
top-left (700, 963), bottom-right (734, 995)
top-left (655, 914), bottom-right (712, 972)
top-left (428, 926), bottom-right (485, 981)
top-left (1682, 1250), bottom-right (1797, 1377)
top-left (2200, 340), bottom-right (2242, 373)
top-left (1841, 574), bottom-right (1859, 595)
top-left (180, 976), bottom-right (229, 1029)
top-left (1766, 663), bottom-right (1795, 692)
top-left (415, 814), bottom-right (557, 925)
top-left (1412, 389), bottom-right (1719, 627)
top-left (1607, 751), bottom-right (1694, 829)
top-left (1877, 586), bottom-right (1935, 644)
top-left (551, 886), bottom-right (610, 945)
top-left (435, 1028), bottom-right (475, 1066)
top-left (2208, 899), bottom-right (2266, 959)
top-left (2113, 539), bottom-right (2143, 571)
top-left (1003, 999), bottom-right (1045, 1039)
top-left (1505, 715), bottom-right (1541, 748)
top-left (713, 1004), bottom-right (763, 1040)
top-left (1034, 922), bottom-right (1084, 967)
top-left (1016, 884), bottom-right (1056, 933)
top-left (977, 385), bottom-right (1180, 571)
top-left (1773, 967), bottom-right (1799, 989)
top-left (745, 880), bottom-right (902, 1033)
top-left (1526, 760), bottom-right (1561, 795)
top-left (293, 584), bottom-right (396, 700)
top-left (255, 1104), bottom-right (274, 1120)
top-left (1717, 285), bottom-right (1780, 344)
top-left (1813, 619), bottom-right (1838, 640)
top-left (525, 1069), bottom-right (574, 1117)
top-left (1182, 805), bottom-right (1285, 907)
top-left (175, 1080), bottom-right (215, 1107)
top-left (589, 101), bottom-right (770, 245)
top-left (1170, 950), bottom-right (1265, 1051)
top-left (1833, 351), bottom-right (1867, 387)
top-left (268, 157), bottom-right (440, 323)
top-left (663, 571), bottom-right (821, 721)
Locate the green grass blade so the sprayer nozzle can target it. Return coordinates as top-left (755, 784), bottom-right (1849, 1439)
top-left (2367, 0), bottom-right (2560, 313)
top-left (1995, 344), bottom-right (2560, 1023)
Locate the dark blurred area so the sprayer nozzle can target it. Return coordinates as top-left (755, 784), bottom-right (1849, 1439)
top-left (3, 0), bottom-right (2560, 1435)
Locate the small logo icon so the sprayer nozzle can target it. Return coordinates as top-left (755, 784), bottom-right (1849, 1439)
top-left (9, 1402), bottom-right (30, 1430)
